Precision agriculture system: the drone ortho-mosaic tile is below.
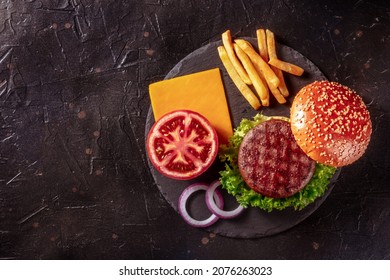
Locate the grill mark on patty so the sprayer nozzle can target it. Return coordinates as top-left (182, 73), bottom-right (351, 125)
top-left (238, 119), bottom-right (315, 198)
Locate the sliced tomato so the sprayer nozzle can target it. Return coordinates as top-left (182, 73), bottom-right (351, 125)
top-left (147, 110), bottom-right (218, 180)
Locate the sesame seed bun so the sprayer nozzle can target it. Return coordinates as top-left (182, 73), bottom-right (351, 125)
top-left (290, 81), bottom-right (372, 167)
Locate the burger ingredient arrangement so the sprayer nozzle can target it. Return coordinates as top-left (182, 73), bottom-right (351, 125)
top-left (146, 28), bottom-right (372, 229)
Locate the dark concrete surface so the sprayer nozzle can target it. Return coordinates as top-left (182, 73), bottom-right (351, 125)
top-left (0, 0), bottom-right (389, 259)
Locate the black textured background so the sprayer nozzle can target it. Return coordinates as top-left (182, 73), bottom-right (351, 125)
top-left (0, 0), bottom-right (389, 259)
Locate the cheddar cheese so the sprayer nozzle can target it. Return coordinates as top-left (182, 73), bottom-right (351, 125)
top-left (149, 68), bottom-right (233, 145)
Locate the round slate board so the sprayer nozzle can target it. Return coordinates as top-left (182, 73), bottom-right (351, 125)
top-left (145, 38), bottom-right (341, 238)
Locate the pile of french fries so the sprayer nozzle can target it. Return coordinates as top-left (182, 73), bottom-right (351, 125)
top-left (218, 29), bottom-right (304, 109)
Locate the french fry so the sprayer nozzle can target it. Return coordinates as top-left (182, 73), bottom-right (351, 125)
top-left (217, 46), bottom-right (261, 110)
top-left (233, 43), bottom-right (269, 106)
top-left (265, 29), bottom-right (289, 97)
top-left (272, 65), bottom-right (289, 97)
top-left (269, 85), bottom-right (287, 104)
top-left (245, 56), bottom-right (271, 103)
top-left (235, 39), bottom-right (280, 90)
top-left (268, 57), bottom-right (304, 76)
top-left (222, 30), bottom-right (252, 85)
top-left (256, 29), bottom-right (268, 62)
top-left (265, 29), bottom-right (277, 59)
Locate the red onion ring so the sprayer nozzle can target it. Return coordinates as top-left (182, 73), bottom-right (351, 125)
top-left (206, 180), bottom-right (244, 219)
top-left (178, 183), bottom-right (224, 228)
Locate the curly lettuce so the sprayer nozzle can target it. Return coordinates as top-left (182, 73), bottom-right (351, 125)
top-left (219, 114), bottom-right (336, 212)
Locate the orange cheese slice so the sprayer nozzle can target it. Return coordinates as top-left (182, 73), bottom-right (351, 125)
top-left (149, 68), bottom-right (233, 145)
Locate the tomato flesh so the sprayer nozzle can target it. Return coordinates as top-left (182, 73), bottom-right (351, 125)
top-left (147, 110), bottom-right (218, 180)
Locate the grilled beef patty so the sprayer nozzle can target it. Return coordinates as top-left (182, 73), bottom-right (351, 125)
top-left (238, 119), bottom-right (315, 198)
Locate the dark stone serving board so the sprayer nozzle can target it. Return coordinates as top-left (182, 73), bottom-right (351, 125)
top-left (145, 38), bottom-right (341, 238)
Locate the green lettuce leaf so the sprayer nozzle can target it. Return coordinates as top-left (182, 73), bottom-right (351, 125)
top-left (219, 114), bottom-right (336, 212)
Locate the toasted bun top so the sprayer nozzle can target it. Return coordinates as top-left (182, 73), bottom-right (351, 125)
top-left (290, 81), bottom-right (372, 167)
